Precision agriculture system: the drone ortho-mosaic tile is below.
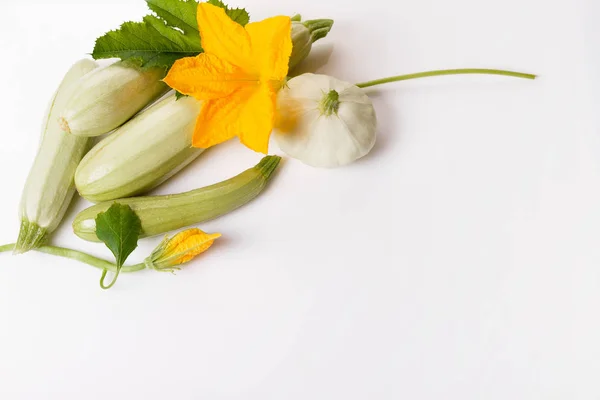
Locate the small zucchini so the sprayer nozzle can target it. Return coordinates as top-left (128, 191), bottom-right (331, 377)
top-left (73, 156), bottom-right (281, 242)
top-left (15, 59), bottom-right (99, 254)
top-left (60, 61), bottom-right (168, 137)
top-left (289, 18), bottom-right (334, 72)
top-left (75, 93), bottom-right (202, 203)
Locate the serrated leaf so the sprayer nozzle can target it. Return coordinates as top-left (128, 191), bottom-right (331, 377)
top-left (92, 0), bottom-right (249, 69)
top-left (207, 0), bottom-right (249, 26)
top-left (146, 0), bottom-right (200, 36)
top-left (95, 203), bottom-right (142, 268)
top-left (92, 18), bottom-right (202, 69)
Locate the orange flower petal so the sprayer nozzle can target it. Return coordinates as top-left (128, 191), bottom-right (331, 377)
top-left (193, 85), bottom-right (276, 153)
top-left (238, 84), bottom-right (276, 154)
top-left (169, 229), bottom-right (221, 265)
top-left (192, 95), bottom-right (243, 148)
top-left (196, 3), bottom-right (254, 72)
top-left (147, 228), bottom-right (221, 270)
top-left (246, 16), bottom-right (292, 80)
top-left (164, 54), bottom-right (253, 100)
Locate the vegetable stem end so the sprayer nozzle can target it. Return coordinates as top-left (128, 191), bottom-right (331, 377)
top-left (14, 219), bottom-right (48, 255)
top-left (255, 155), bottom-right (282, 180)
top-left (303, 19), bottom-right (334, 43)
top-left (319, 90), bottom-right (341, 116)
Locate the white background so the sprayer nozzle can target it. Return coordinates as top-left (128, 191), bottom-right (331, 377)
top-left (0, 0), bottom-right (598, 398)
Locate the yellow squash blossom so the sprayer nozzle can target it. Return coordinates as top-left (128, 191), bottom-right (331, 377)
top-left (145, 228), bottom-right (221, 272)
top-left (163, 3), bottom-right (292, 154)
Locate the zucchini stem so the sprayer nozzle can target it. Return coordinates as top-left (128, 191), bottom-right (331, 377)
top-left (355, 68), bottom-right (537, 88)
top-left (0, 243), bottom-right (145, 273)
top-left (14, 219), bottom-right (48, 254)
top-left (302, 19), bottom-right (334, 43)
top-left (255, 155), bottom-right (281, 178)
top-left (319, 90), bottom-right (341, 116)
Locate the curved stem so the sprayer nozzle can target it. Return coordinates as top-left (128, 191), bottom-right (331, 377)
top-left (0, 243), bottom-right (146, 273)
top-left (100, 268), bottom-right (121, 290)
top-left (355, 69), bottom-right (537, 88)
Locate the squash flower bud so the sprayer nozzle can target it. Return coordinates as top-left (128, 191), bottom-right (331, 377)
top-left (145, 228), bottom-right (221, 272)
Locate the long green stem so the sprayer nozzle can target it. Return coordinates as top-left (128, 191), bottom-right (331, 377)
top-left (0, 243), bottom-right (145, 273)
top-left (355, 68), bottom-right (536, 88)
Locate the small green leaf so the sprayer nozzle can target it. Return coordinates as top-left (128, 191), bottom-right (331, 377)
top-left (95, 203), bottom-right (142, 268)
top-left (175, 91), bottom-right (188, 100)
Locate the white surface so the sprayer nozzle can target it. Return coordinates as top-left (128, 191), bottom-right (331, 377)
top-left (0, 0), bottom-right (598, 398)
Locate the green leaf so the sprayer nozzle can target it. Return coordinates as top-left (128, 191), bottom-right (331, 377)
top-left (207, 0), bottom-right (250, 26)
top-left (92, 16), bottom-right (202, 69)
top-left (147, 0), bottom-right (200, 36)
top-left (175, 91), bottom-right (188, 99)
top-left (92, 0), bottom-right (249, 69)
top-left (95, 203), bottom-right (142, 268)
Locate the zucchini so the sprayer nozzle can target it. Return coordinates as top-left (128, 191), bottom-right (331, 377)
top-left (15, 59), bottom-right (99, 254)
top-left (289, 18), bottom-right (334, 72)
top-left (73, 156), bottom-right (281, 242)
top-left (74, 93), bottom-right (203, 203)
top-left (60, 61), bottom-right (168, 137)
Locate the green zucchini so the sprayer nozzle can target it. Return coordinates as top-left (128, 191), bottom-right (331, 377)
top-left (15, 59), bottom-right (99, 254)
top-left (75, 93), bottom-right (202, 203)
top-left (289, 18), bottom-right (334, 72)
top-left (60, 61), bottom-right (168, 137)
top-left (72, 156), bottom-right (281, 242)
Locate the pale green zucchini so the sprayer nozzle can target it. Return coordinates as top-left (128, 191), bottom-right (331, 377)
top-left (60, 61), bottom-right (168, 137)
top-left (73, 156), bottom-right (281, 242)
top-left (75, 93), bottom-right (203, 203)
top-left (15, 59), bottom-right (99, 254)
top-left (289, 18), bottom-right (334, 72)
